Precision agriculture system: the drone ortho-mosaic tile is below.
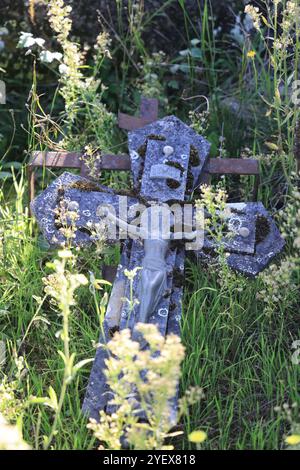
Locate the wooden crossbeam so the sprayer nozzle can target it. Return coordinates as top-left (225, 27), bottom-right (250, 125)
top-left (207, 158), bottom-right (259, 175)
top-left (28, 151), bottom-right (260, 203)
top-left (28, 96), bottom-right (260, 205)
top-left (118, 97), bottom-right (159, 130)
top-left (28, 151), bottom-right (131, 202)
top-left (201, 158), bottom-right (260, 201)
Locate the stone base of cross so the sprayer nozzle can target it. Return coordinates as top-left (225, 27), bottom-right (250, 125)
top-left (30, 96), bottom-right (285, 423)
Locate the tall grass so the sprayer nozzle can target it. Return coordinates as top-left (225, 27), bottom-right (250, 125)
top-left (0, 0), bottom-right (300, 450)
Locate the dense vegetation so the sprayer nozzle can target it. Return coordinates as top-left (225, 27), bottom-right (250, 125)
top-left (0, 0), bottom-right (300, 450)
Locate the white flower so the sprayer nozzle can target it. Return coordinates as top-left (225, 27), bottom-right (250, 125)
top-left (35, 37), bottom-right (46, 48)
top-left (58, 63), bottom-right (69, 75)
top-left (39, 50), bottom-right (62, 64)
top-left (18, 32), bottom-right (45, 49)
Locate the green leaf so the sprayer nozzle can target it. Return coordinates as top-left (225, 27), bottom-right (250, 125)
top-left (168, 80), bottom-right (180, 90)
top-left (48, 386), bottom-right (58, 411)
top-left (2, 161), bottom-right (23, 169)
top-left (179, 49), bottom-right (190, 57)
top-left (72, 358), bottom-right (94, 375)
top-left (0, 171), bottom-right (12, 179)
top-left (190, 48), bottom-right (202, 59)
top-left (57, 350), bottom-right (67, 364)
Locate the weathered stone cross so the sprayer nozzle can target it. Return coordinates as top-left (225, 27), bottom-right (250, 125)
top-left (30, 97), bottom-right (285, 422)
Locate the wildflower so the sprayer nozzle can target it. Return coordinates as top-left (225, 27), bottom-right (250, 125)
top-left (58, 63), bottom-right (69, 75)
top-left (89, 271), bottom-right (111, 293)
top-left (138, 51), bottom-right (168, 105)
top-left (85, 220), bottom-right (107, 254)
top-left (285, 434), bottom-right (300, 446)
top-left (80, 145), bottom-right (102, 180)
top-left (188, 430), bottom-right (207, 444)
top-left (43, 254), bottom-right (87, 308)
top-left (17, 32), bottom-right (45, 49)
top-left (258, 258), bottom-right (298, 316)
top-left (48, 0), bottom-right (84, 112)
top-left (0, 358), bottom-right (26, 422)
top-left (53, 198), bottom-right (79, 245)
top-left (39, 50), bottom-right (62, 64)
top-left (189, 108), bottom-right (209, 136)
top-left (124, 267), bottom-right (142, 281)
top-left (95, 31), bottom-right (112, 59)
top-left (247, 50), bottom-right (256, 59)
top-left (58, 249), bottom-right (73, 259)
top-left (244, 5), bottom-right (261, 30)
top-left (47, 0), bottom-right (116, 145)
top-left (88, 325), bottom-right (190, 450)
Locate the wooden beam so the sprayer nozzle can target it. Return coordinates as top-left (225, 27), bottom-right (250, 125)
top-left (29, 151), bottom-right (131, 171)
top-left (201, 158), bottom-right (260, 201)
top-left (29, 150), bottom-right (82, 168)
top-left (118, 97), bottom-right (159, 130)
top-left (207, 158), bottom-right (259, 175)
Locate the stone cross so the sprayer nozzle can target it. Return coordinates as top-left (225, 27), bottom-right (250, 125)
top-left (30, 99), bottom-right (285, 423)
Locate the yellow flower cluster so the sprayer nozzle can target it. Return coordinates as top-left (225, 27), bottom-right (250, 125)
top-left (257, 259), bottom-right (298, 316)
top-left (43, 251), bottom-right (87, 310)
top-left (53, 198), bottom-right (79, 245)
top-left (196, 184), bottom-right (229, 247)
top-left (245, 4), bottom-right (262, 30)
top-left (95, 31), bottom-right (112, 59)
top-left (88, 324), bottom-right (186, 450)
top-left (48, 0), bottom-right (83, 88)
top-left (0, 377), bottom-right (25, 423)
top-left (0, 356), bottom-right (26, 425)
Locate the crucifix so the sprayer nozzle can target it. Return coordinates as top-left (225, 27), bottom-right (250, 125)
top-left (30, 97), bottom-right (285, 423)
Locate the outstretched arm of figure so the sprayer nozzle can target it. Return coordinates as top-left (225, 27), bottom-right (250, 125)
top-left (170, 229), bottom-right (204, 240)
top-left (104, 209), bottom-right (148, 239)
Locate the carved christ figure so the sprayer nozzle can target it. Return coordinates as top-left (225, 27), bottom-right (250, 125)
top-left (100, 204), bottom-right (203, 324)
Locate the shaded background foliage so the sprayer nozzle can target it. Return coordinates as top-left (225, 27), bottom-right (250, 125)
top-left (0, 0), bottom-right (248, 163)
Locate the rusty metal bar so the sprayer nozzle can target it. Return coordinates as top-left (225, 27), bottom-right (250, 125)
top-left (91, 153), bottom-right (130, 171)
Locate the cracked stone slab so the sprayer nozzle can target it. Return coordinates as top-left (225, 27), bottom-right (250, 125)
top-left (82, 242), bottom-right (131, 419)
top-left (128, 115), bottom-right (210, 197)
top-left (202, 204), bottom-right (257, 255)
top-left (194, 202), bottom-right (285, 276)
top-left (141, 139), bottom-right (192, 202)
top-left (226, 202), bottom-right (285, 276)
top-left (31, 172), bottom-right (139, 247)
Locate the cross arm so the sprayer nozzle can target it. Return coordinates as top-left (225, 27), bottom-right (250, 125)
top-left (118, 97), bottom-right (159, 130)
top-left (27, 151), bottom-right (130, 203)
top-left (200, 158), bottom-right (260, 201)
top-left (28, 152), bottom-right (260, 205)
